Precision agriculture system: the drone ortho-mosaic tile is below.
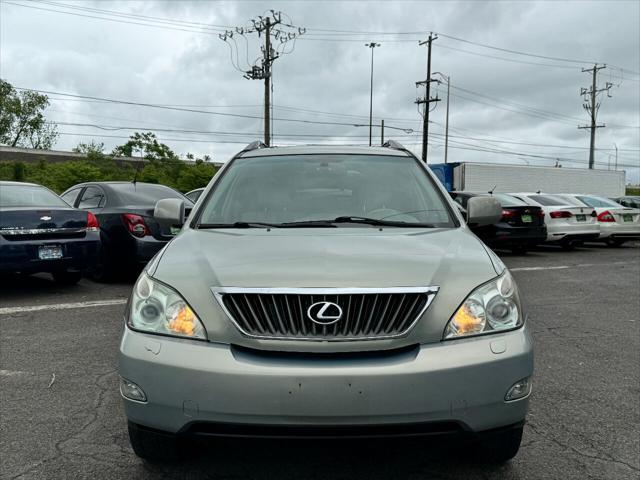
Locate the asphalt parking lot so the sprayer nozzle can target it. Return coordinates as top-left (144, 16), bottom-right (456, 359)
top-left (1, 243), bottom-right (639, 480)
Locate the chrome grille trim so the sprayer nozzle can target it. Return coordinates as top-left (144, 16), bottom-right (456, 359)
top-left (0, 227), bottom-right (85, 235)
top-left (212, 286), bottom-right (439, 341)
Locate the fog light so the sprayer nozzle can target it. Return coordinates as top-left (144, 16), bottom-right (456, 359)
top-left (505, 377), bottom-right (531, 401)
top-left (120, 377), bottom-right (147, 402)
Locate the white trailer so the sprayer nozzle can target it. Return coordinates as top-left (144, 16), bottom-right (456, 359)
top-left (430, 162), bottom-right (626, 197)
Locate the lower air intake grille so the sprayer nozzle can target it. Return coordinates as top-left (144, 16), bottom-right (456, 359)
top-left (213, 287), bottom-right (438, 341)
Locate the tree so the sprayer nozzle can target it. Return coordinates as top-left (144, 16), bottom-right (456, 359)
top-left (112, 132), bottom-right (176, 161)
top-left (73, 140), bottom-right (105, 155)
top-left (0, 79), bottom-right (58, 149)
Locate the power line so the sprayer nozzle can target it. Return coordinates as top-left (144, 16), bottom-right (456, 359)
top-left (48, 121), bottom-right (406, 138)
top-left (6, 1), bottom-right (639, 76)
top-left (436, 43), bottom-right (582, 70)
top-left (36, 0), bottom-right (231, 30)
top-left (50, 130), bottom-right (639, 169)
top-left (15, 86), bottom-right (413, 130)
top-left (52, 118), bottom-right (640, 152)
top-left (3, 1), bottom-right (223, 35)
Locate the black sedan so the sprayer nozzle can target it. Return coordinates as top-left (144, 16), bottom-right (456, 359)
top-left (0, 181), bottom-right (100, 284)
top-left (613, 196), bottom-right (640, 209)
top-left (450, 191), bottom-right (547, 254)
top-left (60, 182), bottom-right (193, 281)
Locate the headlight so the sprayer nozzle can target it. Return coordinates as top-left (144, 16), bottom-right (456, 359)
top-left (444, 271), bottom-right (523, 339)
top-left (127, 273), bottom-right (207, 340)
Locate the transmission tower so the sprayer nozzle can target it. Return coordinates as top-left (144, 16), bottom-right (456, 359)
top-left (578, 64), bottom-right (612, 169)
top-left (219, 11), bottom-right (305, 146)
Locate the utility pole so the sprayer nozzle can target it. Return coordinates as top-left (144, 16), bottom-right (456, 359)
top-left (263, 17), bottom-right (272, 146)
top-left (219, 12), bottom-right (305, 146)
top-left (416, 33), bottom-right (439, 162)
top-left (579, 64), bottom-right (612, 169)
top-left (381, 119), bottom-right (385, 146)
top-left (366, 42), bottom-right (380, 146)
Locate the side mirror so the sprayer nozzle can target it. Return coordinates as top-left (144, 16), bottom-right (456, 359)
top-left (154, 198), bottom-right (185, 226)
top-left (466, 196), bottom-right (502, 227)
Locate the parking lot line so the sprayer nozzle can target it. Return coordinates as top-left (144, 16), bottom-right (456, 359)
top-left (511, 260), bottom-right (638, 272)
top-left (511, 266), bottom-right (570, 272)
top-left (0, 299), bottom-right (127, 316)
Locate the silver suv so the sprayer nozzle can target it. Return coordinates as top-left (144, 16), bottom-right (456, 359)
top-left (119, 143), bottom-right (533, 463)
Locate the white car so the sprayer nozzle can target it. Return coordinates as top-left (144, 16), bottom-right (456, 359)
top-left (510, 193), bottom-right (599, 249)
top-left (554, 194), bottom-right (640, 247)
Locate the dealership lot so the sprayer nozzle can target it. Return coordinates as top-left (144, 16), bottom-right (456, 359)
top-left (1, 244), bottom-right (638, 480)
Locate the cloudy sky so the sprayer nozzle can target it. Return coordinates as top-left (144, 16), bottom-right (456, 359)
top-left (1, 0), bottom-right (639, 182)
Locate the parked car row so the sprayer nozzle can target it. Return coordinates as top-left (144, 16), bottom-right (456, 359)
top-left (1, 175), bottom-right (638, 285)
top-left (0, 180), bottom-right (193, 284)
top-left (452, 191), bottom-right (640, 253)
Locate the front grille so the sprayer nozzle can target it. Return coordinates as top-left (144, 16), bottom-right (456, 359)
top-left (214, 287), bottom-right (438, 341)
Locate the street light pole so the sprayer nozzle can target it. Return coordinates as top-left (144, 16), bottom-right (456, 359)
top-left (444, 75), bottom-right (450, 164)
top-left (366, 42), bottom-right (380, 147)
top-left (431, 72), bottom-right (450, 163)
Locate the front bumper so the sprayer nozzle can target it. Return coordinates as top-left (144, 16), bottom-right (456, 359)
top-left (119, 324), bottom-right (534, 435)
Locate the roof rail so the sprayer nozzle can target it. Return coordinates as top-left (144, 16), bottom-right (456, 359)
top-left (382, 140), bottom-right (408, 152)
top-left (241, 140), bottom-right (267, 153)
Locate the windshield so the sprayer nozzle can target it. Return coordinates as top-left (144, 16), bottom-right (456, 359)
top-left (492, 193), bottom-right (528, 207)
top-left (110, 183), bottom-right (191, 206)
top-left (529, 194), bottom-right (570, 206)
top-left (197, 154), bottom-right (454, 227)
top-left (576, 195), bottom-right (622, 208)
top-left (0, 184), bottom-right (69, 208)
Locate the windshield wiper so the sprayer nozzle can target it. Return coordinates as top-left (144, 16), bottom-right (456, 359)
top-left (197, 222), bottom-right (280, 229)
top-left (331, 216), bottom-right (436, 228)
top-left (278, 220), bottom-right (337, 228)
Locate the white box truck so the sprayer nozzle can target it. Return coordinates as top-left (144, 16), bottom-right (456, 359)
top-left (430, 162), bottom-right (626, 197)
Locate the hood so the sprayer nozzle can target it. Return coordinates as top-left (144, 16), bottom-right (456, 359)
top-left (151, 227), bottom-right (500, 350)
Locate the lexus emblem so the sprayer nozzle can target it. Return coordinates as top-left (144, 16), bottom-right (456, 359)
top-left (40, 216), bottom-right (52, 221)
top-left (307, 301), bottom-right (343, 325)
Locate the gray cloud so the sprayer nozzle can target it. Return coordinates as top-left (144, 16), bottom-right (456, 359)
top-left (1, 0), bottom-right (638, 181)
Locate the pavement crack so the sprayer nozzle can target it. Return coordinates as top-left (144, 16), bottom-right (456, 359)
top-left (527, 422), bottom-right (639, 473)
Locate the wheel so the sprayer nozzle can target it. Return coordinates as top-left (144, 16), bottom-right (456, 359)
top-left (127, 421), bottom-right (183, 462)
top-left (560, 242), bottom-right (575, 251)
top-left (52, 270), bottom-right (82, 285)
top-left (90, 247), bottom-right (115, 282)
top-left (478, 424), bottom-right (523, 463)
top-left (605, 239), bottom-right (625, 247)
top-left (511, 246), bottom-right (528, 255)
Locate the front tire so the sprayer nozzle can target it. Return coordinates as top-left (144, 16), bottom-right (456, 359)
top-left (478, 424), bottom-right (523, 463)
top-left (52, 270), bottom-right (82, 285)
top-left (90, 247), bottom-right (115, 282)
top-left (127, 421), bottom-right (182, 463)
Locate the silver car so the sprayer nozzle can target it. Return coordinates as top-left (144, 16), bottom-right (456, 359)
top-left (119, 143), bottom-right (534, 463)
